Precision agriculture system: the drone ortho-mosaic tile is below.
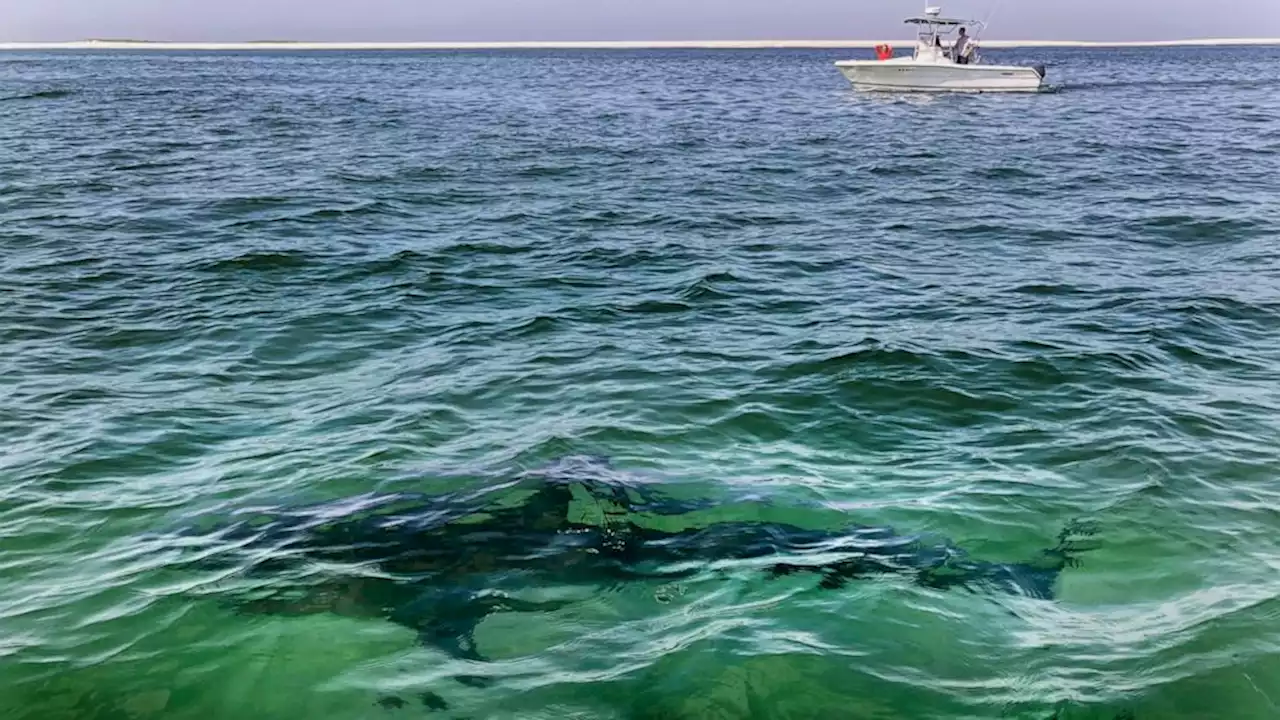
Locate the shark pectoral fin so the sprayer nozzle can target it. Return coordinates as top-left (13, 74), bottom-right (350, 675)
top-left (404, 591), bottom-right (576, 663)
top-left (453, 674), bottom-right (496, 689)
top-left (389, 589), bottom-right (489, 662)
top-left (420, 625), bottom-right (487, 662)
top-left (489, 596), bottom-right (575, 615)
top-left (226, 577), bottom-right (402, 620)
top-left (412, 604), bottom-right (488, 662)
top-left (766, 563), bottom-right (805, 579)
top-left (819, 571), bottom-right (849, 590)
top-left (915, 565), bottom-right (971, 593)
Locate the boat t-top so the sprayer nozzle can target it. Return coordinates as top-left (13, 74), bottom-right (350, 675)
top-left (835, 4), bottom-right (1047, 93)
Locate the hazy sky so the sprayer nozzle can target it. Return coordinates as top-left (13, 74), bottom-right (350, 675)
top-left (3, 0), bottom-right (1279, 43)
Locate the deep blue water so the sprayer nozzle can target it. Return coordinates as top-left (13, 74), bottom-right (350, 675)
top-left (1, 46), bottom-right (1280, 720)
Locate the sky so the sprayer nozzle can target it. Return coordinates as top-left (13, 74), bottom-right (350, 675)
top-left (3, 0), bottom-right (1279, 43)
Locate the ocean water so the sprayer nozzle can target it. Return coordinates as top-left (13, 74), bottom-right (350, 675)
top-left (2, 45), bottom-right (1280, 720)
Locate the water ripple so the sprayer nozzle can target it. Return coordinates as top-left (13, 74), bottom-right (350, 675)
top-left (0, 45), bottom-right (1278, 720)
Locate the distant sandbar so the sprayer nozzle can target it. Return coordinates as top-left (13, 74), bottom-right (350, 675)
top-left (0, 38), bottom-right (1277, 51)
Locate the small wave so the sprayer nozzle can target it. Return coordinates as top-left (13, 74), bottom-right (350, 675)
top-left (110, 160), bottom-right (186, 172)
top-left (571, 244), bottom-right (699, 270)
top-left (443, 240), bottom-right (531, 256)
top-left (607, 299), bottom-right (694, 316)
top-left (944, 222), bottom-right (1017, 237)
top-left (9, 254), bottom-right (106, 276)
top-left (330, 170), bottom-right (393, 184)
top-left (1004, 347), bottom-right (1163, 381)
top-left (68, 326), bottom-right (180, 353)
top-left (564, 209), bottom-right (789, 232)
top-left (483, 211), bottom-right (542, 224)
top-left (722, 212), bottom-right (805, 227)
top-left (677, 271), bottom-right (746, 303)
top-left (979, 167), bottom-right (1040, 180)
top-left (700, 406), bottom-right (797, 443)
top-left (699, 270), bottom-right (743, 284)
top-left (1010, 283), bottom-right (1089, 297)
top-left (1026, 229), bottom-right (1086, 243)
top-left (218, 201), bottom-right (409, 228)
top-left (200, 250), bottom-right (312, 273)
top-left (779, 340), bottom-right (1166, 390)
top-left (797, 135), bottom-right (837, 147)
top-left (300, 204), bottom-right (406, 221)
top-left (357, 249), bottom-right (441, 276)
top-left (1171, 296), bottom-right (1280, 323)
top-left (527, 274), bottom-right (612, 290)
top-left (208, 195), bottom-right (296, 213)
top-left (515, 165), bottom-right (578, 178)
top-left (401, 165), bottom-right (455, 181)
top-left (745, 165), bottom-right (798, 175)
top-left (575, 209), bottom-right (640, 226)
top-left (29, 386), bottom-right (119, 408)
top-left (1066, 77), bottom-right (1280, 92)
top-left (1157, 337), bottom-right (1271, 373)
top-left (127, 88), bottom-right (179, 99)
top-left (863, 164), bottom-right (930, 177)
top-left (501, 314), bottom-right (561, 338)
top-left (1130, 216), bottom-right (1266, 243)
top-left (0, 89), bottom-right (74, 102)
top-left (774, 341), bottom-right (940, 378)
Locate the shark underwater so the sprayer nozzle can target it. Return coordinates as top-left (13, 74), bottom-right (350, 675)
top-left (168, 456), bottom-right (1097, 665)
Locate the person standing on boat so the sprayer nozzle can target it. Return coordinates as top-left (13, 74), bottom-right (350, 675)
top-left (953, 27), bottom-right (971, 64)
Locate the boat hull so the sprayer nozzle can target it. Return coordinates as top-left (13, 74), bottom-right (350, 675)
top-left (835, 60), bottom-right (1046, 93)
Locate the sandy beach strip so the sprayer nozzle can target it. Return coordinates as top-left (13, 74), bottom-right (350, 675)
top-left (0, 38), bottom-right (1278, 51)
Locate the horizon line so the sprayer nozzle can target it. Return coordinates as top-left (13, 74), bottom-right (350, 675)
top-left (1, 37), bottom-right (1279, 51)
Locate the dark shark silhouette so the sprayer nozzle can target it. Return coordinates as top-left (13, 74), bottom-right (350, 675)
top-left (171, 456), bottom-right (1096, 664)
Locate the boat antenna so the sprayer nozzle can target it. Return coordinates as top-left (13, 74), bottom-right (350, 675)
top-left (975, 0), bottom-right (1005, 40)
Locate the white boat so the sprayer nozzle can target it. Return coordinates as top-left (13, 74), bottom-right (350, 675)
top-left (835, 5), bottom-right (1047, 93)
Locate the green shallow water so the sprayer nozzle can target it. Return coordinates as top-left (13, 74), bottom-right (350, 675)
top-left (2, 47), bottom-right (1280, 719)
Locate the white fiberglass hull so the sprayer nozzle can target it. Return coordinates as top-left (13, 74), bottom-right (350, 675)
top-left (835, 59), bottom-right (1046, 93)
